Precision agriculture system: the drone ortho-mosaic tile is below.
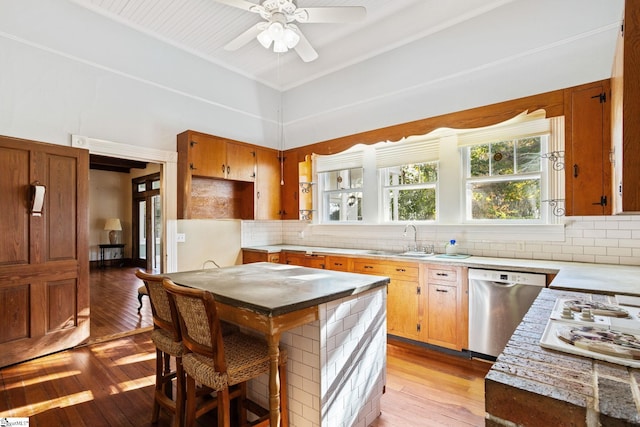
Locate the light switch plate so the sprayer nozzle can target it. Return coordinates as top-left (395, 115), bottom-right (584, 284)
top-left (176, 233), bottom-right (186, 243)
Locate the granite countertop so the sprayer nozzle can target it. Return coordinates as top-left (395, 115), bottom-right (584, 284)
top-left (242, 244), bottom-right (640, 296)
top-left (167, 261), bottom-right (389, 316)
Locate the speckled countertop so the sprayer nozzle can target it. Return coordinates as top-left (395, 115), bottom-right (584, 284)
top-left (243, 245), bottom-right (640, 296)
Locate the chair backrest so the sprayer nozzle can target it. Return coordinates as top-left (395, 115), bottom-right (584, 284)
top-left (162, 278), bottom-right (227, 373)
top-left (135, 270), bottom-right (180, 342)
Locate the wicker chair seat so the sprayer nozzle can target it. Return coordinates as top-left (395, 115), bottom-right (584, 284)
top-left (182, 332), bottom-right (287, 391)
top-left (151, 328), bottom-right (185, 357)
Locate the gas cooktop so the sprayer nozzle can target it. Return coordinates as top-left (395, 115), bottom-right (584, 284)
top-left (540, 296), bottom-right (640, 368)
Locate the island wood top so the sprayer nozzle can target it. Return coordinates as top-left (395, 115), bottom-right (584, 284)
top-left (166, 262), bottom-right (389, 317)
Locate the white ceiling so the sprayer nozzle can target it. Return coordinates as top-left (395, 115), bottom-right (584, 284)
top-left (69, 0), bottom-right (532, 90)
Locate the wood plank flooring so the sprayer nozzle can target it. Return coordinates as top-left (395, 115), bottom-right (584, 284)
top-left (0, 266), bottom-right (491, 426)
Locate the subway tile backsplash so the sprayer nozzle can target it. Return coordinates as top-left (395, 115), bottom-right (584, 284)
top-left (242, 216), bottom-right (640, 266)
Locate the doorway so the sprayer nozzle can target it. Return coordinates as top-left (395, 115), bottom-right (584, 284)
top-left (132, 172), bottom-right (162, 273)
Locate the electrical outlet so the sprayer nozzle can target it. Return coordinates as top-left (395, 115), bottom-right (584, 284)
top-left (176, 233), bottom-right (186, 243)
top-left (516, 241), bottom-right (526, 251)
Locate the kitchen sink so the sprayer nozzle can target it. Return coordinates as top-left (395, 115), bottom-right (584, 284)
top-left (397, 251), bottom-right (436, 258)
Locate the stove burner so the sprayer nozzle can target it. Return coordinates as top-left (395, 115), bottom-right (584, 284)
top-left (563, 299), bottom-right (631, 318)
top-left (556, 325), bottom-right (640, 360)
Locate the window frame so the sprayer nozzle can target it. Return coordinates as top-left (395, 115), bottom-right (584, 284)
top-left (379, 161), bottom-right (439, 223)
top-left (461, 134), bottom-right (550, 224)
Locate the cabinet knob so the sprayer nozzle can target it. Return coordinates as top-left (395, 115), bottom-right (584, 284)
top-left (227, 165), bottom-right (231, 174)
top-left (221, 164), bottom-right (225, 173)
top-left (257, 191), bottom-right (261, 199)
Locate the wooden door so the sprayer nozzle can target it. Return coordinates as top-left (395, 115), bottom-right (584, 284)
top-left (0, 136), bottom-right (89, 367)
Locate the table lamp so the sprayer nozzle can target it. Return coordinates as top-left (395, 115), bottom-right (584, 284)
top-left (104, 218), bottom-right (122, 244)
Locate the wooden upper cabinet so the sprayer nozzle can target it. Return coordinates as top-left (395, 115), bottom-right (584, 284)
top-left (226, 142), bottom-right (256, 182)
top-left (189, 132), bottom-right (227, 178)
top-left (255, 147), bottom-right (282, 220)
top-left (280, 150), bottom-right (300, 219)
top-left (612, 0), bottom-right (640, 213)
top-left (564, 80), bottom-right (612, 216)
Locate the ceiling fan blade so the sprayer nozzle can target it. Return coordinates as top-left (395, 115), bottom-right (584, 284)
top-left (224, 23), bottom-right (265, 51)
top-left (212, 0), bottom-right (260, 13)
top-left (295, 6), bottom-right (366, 23)
top-left (293, 29), bottom-right (318, 63)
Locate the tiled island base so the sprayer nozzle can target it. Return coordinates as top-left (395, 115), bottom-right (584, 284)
top-left (485, 288), bottom-right (640, 426)
top-left (248, 287), bottom-right (387, 427)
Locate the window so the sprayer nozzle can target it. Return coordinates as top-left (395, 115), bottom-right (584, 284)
top-left (319, 168), bottom-right (363, 222)
top-left (380, 162), bottom-right (438, 221)
top-left (463, 135), bottom-right (547, 221)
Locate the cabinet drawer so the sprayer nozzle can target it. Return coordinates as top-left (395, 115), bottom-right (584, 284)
top-left (428, 266), bottom-right (458, 283)
top-left (353, 260), bottom-right (418, 280)
top-left (326, 256), bottom-right (351, 272)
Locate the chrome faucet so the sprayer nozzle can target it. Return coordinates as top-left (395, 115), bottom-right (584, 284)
top-left (403, 223), bottom-right (418, 252)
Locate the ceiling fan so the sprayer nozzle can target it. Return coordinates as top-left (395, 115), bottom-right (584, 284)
top-left (215, 0), bottom-right (366, 62)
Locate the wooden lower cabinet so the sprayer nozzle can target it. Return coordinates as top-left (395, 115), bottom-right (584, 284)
top-left (353, 259), bottom-right (422, 340)
top-left (251, 250), bottom-right (469, 351)
top-left (242, 249), bottom-right (280, 264)
top-left (425, 264), bottom-right (468, 351)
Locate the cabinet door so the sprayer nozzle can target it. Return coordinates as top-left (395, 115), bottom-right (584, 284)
top-left (565, 81), bottom-right (611, 215)
top-left (255, 148), bottom-right (282, 220)
top-left (242, 250), bottom-right (268, 264)
top-left (387, 279), bottom-right (422, 340)
top-left (189, 133), bottom-right (226, 178)
top-left (427, 283), bottom-right (459, 349)
top-left (280, 152), bottom-right (300, 219)
top-left (226, 142), bottom-right (256, 182)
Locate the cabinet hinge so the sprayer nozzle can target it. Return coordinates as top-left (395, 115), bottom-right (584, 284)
top-left (621, 20), bottom-right (624, 36)
top-left (417, 286), bottom-right (421, 295)
top-left (190, 140), bottom-right (197, 147)
top-left (416, 324), bottom-right (421, 333)
top-left (189, 162), bottom-right (196, 171)
top-left (591, 92), bottom-right (607, 103)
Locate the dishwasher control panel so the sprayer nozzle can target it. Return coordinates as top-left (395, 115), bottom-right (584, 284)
top-left (468, 268), bottom-right (546, 286)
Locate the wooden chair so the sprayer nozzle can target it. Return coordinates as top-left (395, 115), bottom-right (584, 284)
top-left (162, 278), bottom-right (289, 427)
top-left (135, 270), bottom-right (185, 427)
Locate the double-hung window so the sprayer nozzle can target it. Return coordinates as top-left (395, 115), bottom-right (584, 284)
top-left (459, 117), bottom-right (551, 222)
top-left (376, 137), bottom-right (440, 222)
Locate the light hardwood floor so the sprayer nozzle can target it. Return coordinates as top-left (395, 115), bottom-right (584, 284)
top-left (0, 266), bottom-right (491, 426)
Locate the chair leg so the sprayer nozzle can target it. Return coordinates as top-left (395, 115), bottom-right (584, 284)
top-left (152, 349), bottom-right (163, 424)
top-left (174, 358), bottom-right (185, 427)
top-left (137, 292), bottom-right (144, 312)
top-left (237, 382), bottom-right (247, 426)
top-left (184, 375), bottom-right (197, 427)
top-left (217, 388), bottom-right (231, 427)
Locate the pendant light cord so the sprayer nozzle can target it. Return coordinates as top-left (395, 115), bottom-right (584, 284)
top-left (278, 53), bottom-right (285, 185)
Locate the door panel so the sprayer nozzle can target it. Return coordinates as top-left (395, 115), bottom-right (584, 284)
top-left (0, 147), bottom-right (29, 265)
top-left (0, 136), bottom-right (88, 368)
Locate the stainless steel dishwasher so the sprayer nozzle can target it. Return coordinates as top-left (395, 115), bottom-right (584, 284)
top-left (468, 268), bottom-right (546, 359)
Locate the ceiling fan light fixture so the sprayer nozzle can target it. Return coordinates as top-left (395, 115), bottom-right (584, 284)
top-left (273, 39), bottom-right (288, 53)
top-left (257, 28), bottom-right (273, 48)
top-left (283, 26), bottom-right (300, 48)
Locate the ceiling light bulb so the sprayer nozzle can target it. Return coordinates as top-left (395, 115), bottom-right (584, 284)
top-left (268, 22), bottom-right (284, 41)
top-left (283, 27), bottom-right (300, 49)
top-left (257, 29), bottom-right (273, 48)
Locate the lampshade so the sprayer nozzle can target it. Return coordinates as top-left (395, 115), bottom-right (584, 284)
top-left (104, 218), bottom-right (122, 231)
top-left (257, 22), bottom-right (300, 53)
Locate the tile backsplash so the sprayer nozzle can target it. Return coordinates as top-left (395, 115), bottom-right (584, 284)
top-left (242, 216), bottom-right (640, 266)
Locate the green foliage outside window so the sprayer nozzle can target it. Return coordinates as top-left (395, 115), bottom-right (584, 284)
top-left (385, 163), bottom-right (438, 221)
top-left (467, 137), bottom-right (542, 220)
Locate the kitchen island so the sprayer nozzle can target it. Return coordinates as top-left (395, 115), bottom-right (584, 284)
top-left (168, 262), bottom-right (389, 427)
